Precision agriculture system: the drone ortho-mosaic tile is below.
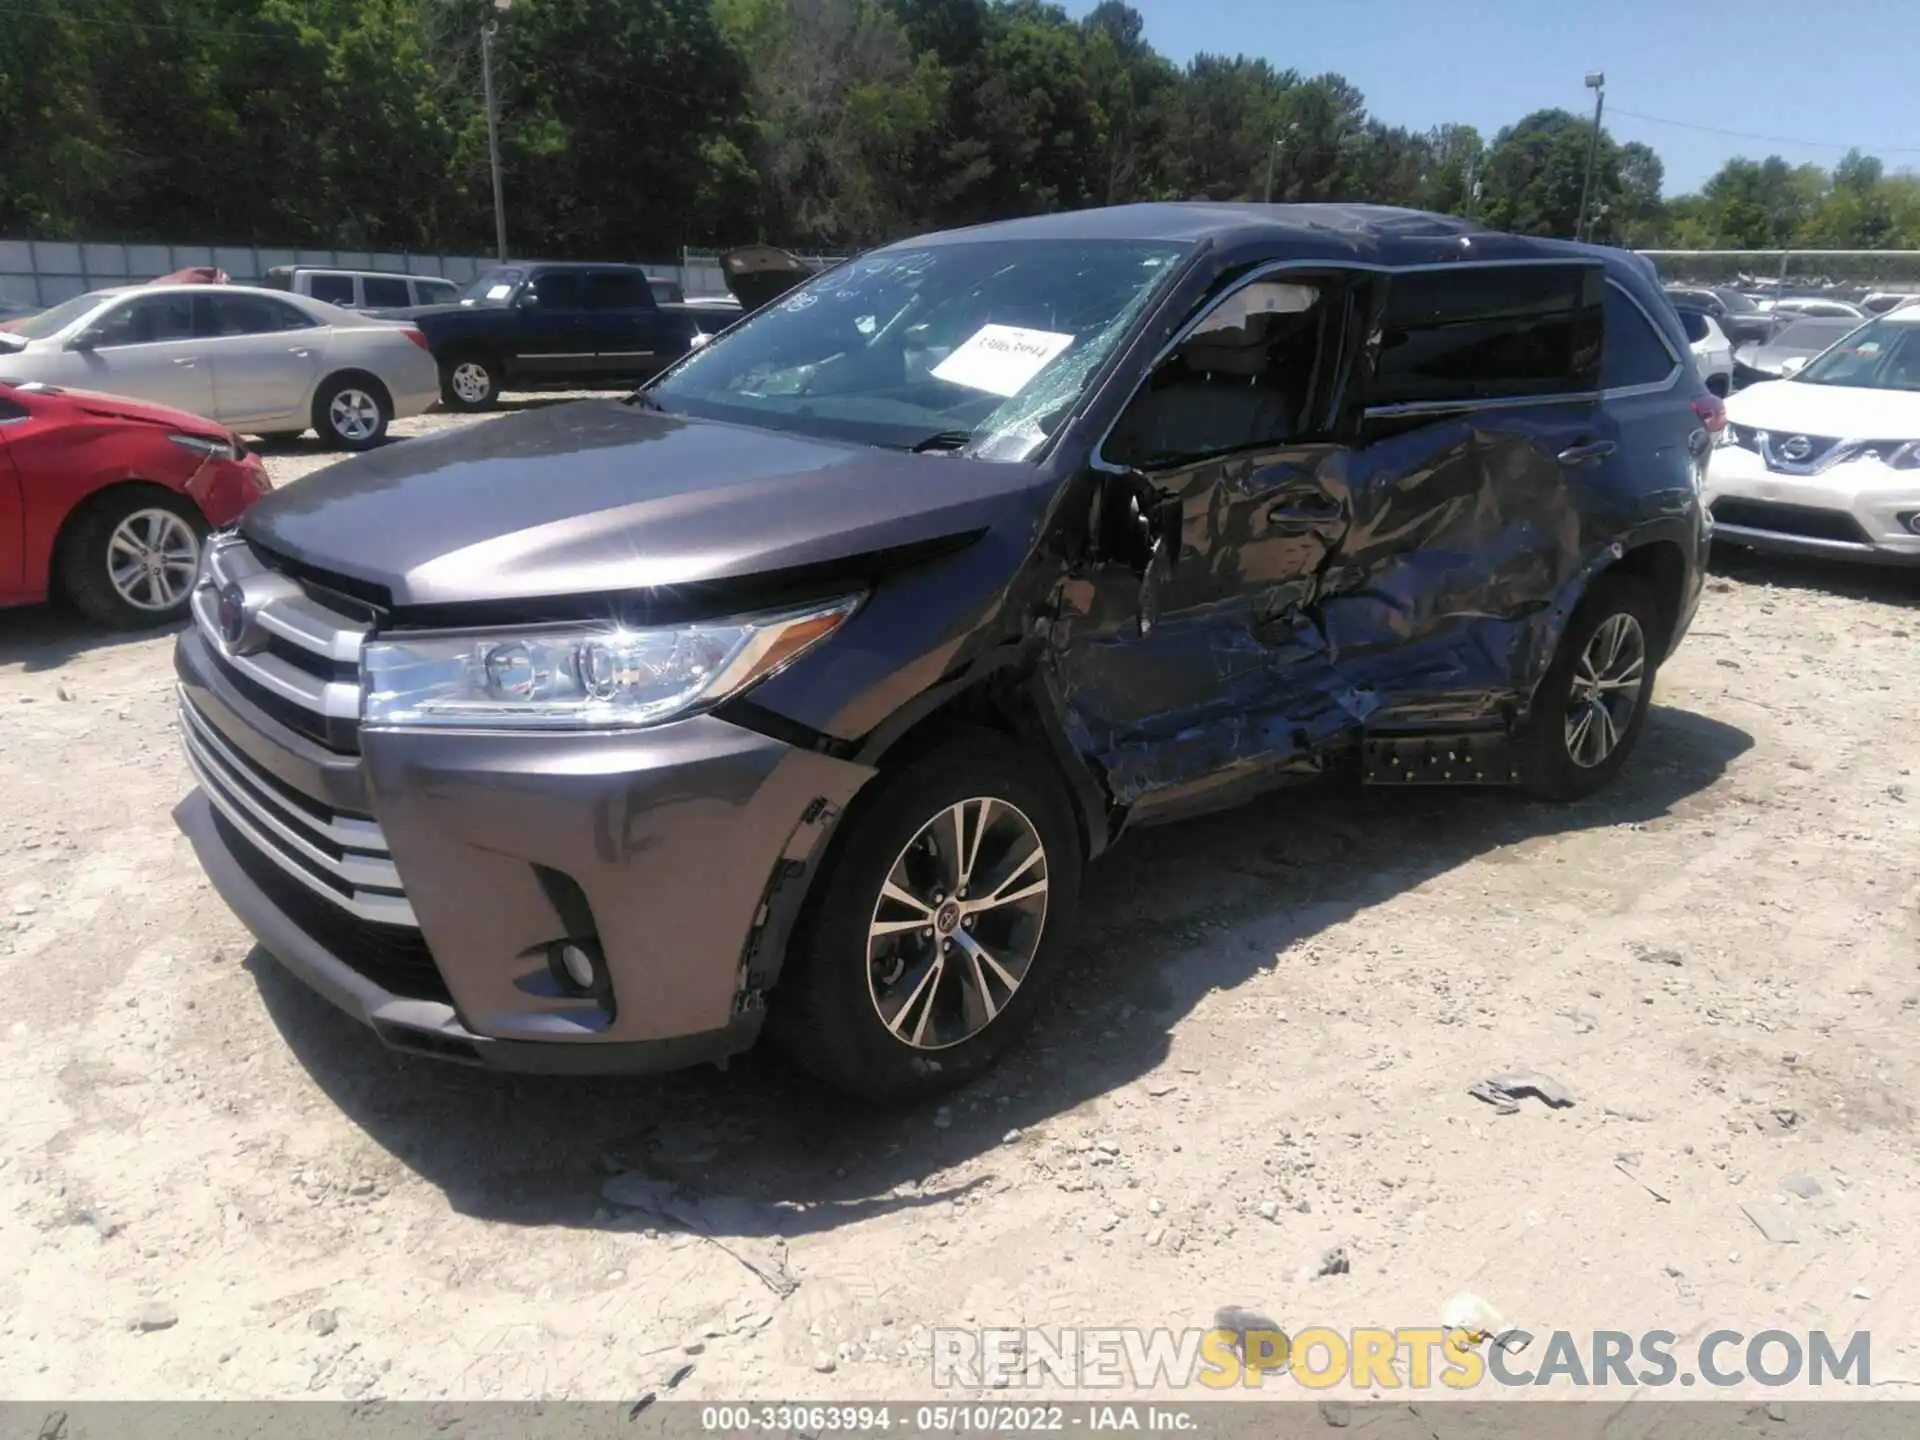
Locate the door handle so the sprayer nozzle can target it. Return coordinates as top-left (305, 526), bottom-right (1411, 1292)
top-left (288, 347), bottom-right (310, 357)
top-left (1266, 493), bottom-right (1343, 526)
top-left (1557, 439), bottom-right (1616, 465)
top-left (172, 357), bottom-right (197, 367)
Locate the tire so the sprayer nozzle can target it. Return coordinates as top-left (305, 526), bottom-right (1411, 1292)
top-left (1515, 573), bottom-right (1661, 801)
top-left (440, 353), bottom-right (501, 411)
top-left (313, 374), bottom-right (391, 451)
top-left (771, 730), bottom-right (1084, 1104)
top-left (57, 488), bottom-right (206, 629)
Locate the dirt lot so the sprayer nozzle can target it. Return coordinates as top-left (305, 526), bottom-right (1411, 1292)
top-left (2, 400), bottom-right (1918, 1403)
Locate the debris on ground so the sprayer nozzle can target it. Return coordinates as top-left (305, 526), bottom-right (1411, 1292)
top-left (1468, 1070), bottom-right (1576, 1115)
top-left (1305, 1246), bottom-right (1349, 1280)
top-left (1212, 1305), bottom-right (1288, 1372)
top-left (1741, 1201), bottom-right (1802, 1245)
top-left (307, 1308), bottom-right (339, 1337)
top-left (1614, 1158), bottom-right (1672, 1204)
top-left (1441, 1293), bottom-right (1528, 1352)
top-left (128, 1303), bottom-right (177, 1333)
top-left (1780, 1175), bottom-right (1823, 1199)
top-left (600, 1171), bottom-right (800, 1296)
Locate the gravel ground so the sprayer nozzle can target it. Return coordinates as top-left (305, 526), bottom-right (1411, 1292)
top-left (2, 398), bottom-right (1918, 1402)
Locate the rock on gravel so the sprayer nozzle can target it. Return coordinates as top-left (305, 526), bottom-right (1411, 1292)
top-left (129, 1303), bottom-right (177, 1333)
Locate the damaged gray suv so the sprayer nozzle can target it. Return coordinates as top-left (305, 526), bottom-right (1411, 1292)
top-left (175, 204), bottom-right (1713, 1099)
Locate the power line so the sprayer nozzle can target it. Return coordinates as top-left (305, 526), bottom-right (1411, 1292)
top-left (1609, 105), bottom-right (1920, 156)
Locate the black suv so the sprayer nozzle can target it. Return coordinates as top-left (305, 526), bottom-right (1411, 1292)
top-left (176, 204), bottom-right (1714, 1100)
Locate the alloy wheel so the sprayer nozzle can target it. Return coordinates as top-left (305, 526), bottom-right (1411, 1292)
top-left (450, 362), bottom-right (492, 405)
top-left (107, 509), bottom-right (199, 612)
top-left (1564, 612), bottom-right (1646, 769)
top-left (327, 388), bottom-right (382, 441)
top-left (866, 796), bottom-right (1050, 1050)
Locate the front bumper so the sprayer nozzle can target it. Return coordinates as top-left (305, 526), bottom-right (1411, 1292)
top-left (175, 628), bottom-right (874, 1071)
top-left (1704, 445), bottom-right (1920, 564)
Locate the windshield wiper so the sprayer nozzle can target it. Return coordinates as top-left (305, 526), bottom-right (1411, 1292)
top-left (907, 429), bottom-right (974, 454)
top-left (623, 388), bottom-right (667, 412)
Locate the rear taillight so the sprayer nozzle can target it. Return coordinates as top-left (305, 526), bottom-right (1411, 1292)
top-left (1691, 396), bottom-right (1726, 434)
top-left (402, 327), bottom-right (430, 351)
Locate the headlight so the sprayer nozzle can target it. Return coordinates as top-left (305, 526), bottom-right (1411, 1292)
top-left (169, 432), bottom-right (239, 461)
top-left (1860, 440), bottom-right (1920, 471)
top-left (359, 596), bottom-right (860, 731)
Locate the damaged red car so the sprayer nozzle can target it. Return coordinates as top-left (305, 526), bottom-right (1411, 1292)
top-left (0, 380), bottom-right (269, 627)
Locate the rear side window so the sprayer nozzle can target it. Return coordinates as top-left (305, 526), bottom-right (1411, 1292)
top-left (583, 271), bottom-right (647, 310)
top-left (262, 269), bottom-right (294, 292)
top-left (415, 278), bottom-right (458, 304)
top-left (362, 276), bottom-right (411, 308)
top-left (1676, 309), bottom-right (1709, 344)
top-left (203, 294), bottom-right (316, 336)
top-left (308, 273), bottom-right (355, 306)
top-left (1371, 264), bottom-right (1603, 406)
top-left (1602, 286), bottom-right (1679, 388)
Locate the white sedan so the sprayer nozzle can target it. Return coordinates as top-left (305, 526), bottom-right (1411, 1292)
top-left (1706, 308), bottom-right (1920, 564)
top-left (0, 284), bottom-right (440, 449)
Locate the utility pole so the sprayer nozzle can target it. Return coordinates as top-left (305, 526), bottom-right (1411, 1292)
top-left (1575, 70), bottom-right (1606, 243)
top-left (482, 0), bottom-right (513, 262)
top-left (1264, 124), bottom-right (1298, 204)
top-left (1463, 158), bottom-right (1481, 221)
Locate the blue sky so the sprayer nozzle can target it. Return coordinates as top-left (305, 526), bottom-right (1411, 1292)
top-left (1059, 0), bottom-right (1920, 195)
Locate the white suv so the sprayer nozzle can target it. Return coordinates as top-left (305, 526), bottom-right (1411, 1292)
top-left (262, 267), bottom-right (460, 310)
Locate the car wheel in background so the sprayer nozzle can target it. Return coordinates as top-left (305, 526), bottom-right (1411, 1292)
top-left (771, 730), bottom-right (1083, 1103)
top-left (313, 374), bottom-right (392, 451)
top-left (1515, 572), bottom-right (1661, 801)
top-left (441, 353), bottom-right (501, 411)
top-left (58, 488), bottom-right (206, 629)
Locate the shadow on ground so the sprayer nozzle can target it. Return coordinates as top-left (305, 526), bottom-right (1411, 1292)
top-left (0, 604), bottom-right (181, 674)
top-left (1710, 544), bottom-right (1920, 610)
top-left (251, 703), bottom-right (1754, 1238)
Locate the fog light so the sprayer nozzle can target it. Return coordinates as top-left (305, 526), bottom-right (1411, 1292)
top-left (554, 942), bottom-right (598, 992)
top-left (1902, 511), bottom-right (1920, 536)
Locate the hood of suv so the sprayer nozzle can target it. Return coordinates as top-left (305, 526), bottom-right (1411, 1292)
top-left (241, 399), bottom-right (1048, 607)
top-left (1727, 379), bottom-right (1920, 441)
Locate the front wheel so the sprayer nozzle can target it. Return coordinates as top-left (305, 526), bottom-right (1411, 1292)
top-left (772, 732), bottom-right (1084, 1103)
top-left (1515, 573), bottom-right (1661, 801)
top-left (441, 354), bottom-right (501, 411)
top-left (58, 489), bottom-right (206, 629)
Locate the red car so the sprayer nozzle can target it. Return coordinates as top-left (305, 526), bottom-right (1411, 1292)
top-left (0, 380), bottom-right (270, 627)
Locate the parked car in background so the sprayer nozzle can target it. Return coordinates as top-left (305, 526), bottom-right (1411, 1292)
top-left (1674, 305), bottom-right (1733, 395)
top-left (1663, 285), bottom-right (1772, 346)
top-left (0, 380), bottom-right (268, 626)
top-left (372, 261), bottom-right (727, 410)
top-left (1708, 308), bottom-right (1920, 565)
top-left (1732, 317), bottom-right (1861, 388)
top-left (173, 204), bottom-right (1711, 1098)
top-left (263, 266), bottom-right (460, 310)
top-left (1861, 292), bottom-right (1920, 316)
top-left (0, 284), bottom-right (439, 450)
top-left (646, 274), bottom-right (744, 316)
top-left (1768, 296), bottom-right (1866, 322)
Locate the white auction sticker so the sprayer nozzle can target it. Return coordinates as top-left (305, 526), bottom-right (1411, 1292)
top-left (931, 324), bottom-right (1075, 397)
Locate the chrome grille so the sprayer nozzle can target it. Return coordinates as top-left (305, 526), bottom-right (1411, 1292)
top-left (189, 534), bottom-right (367, 750)
top-left (180, 690), bottom-right (415, 926)
top-left (185, 533), bottom-right (415, 928)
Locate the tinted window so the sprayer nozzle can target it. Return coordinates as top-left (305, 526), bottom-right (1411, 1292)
top-left (262, 269), bottom-right (294, 292)
top-left (649, 277), bottom-right (685, 305)
top-left (205, 294), bottom-right (315, 336)
top-left (92, 294), bottom-right (196, 346)
top-left (1601, 286), bottom-right (1678, 388)
top-left (0, 396), bottom-right (27, 422)
top-left (1713, 289), bottom-right (1760, 314)
top-left (530, 271), bottom-right (581, 308)
top-left (362, 276), bottom-right (411, 308)
top-left (416, 278), bottom-right (458, 304)
top-left (583, 270), bottom-right (648, 310)
top-left (1372, 264), bottom-right (1603, 405)
top-left (308, 273), bottom-right (355, 305)
top-left (1676, 309), bottom-right (1710, 344)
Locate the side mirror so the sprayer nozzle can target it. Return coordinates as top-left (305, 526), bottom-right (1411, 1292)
top-left (514, 291), bottom-right (538, 310)
top-left (68, 329), bottom-right (103, 352)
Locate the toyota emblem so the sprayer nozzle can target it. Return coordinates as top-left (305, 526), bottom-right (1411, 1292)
top-left (216, 582), bottom-right (258, 653)
top-left (1779, 434), bottom-right (1814, 462)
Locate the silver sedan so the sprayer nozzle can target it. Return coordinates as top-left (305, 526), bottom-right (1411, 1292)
top-left (0, 284), bottom-right (441, 449)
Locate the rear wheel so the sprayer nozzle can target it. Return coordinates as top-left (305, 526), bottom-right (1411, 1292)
top-left (772, 732), bottom-right (1083, 1103)
top-left (58, 489), bottom-right (205, 629)
top-left (441, 353), bottom-right (501, 411)
top-left (313, 375), bottom-right (391, 450)
top-left (1515, 573), bottom-right (1660, 801)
